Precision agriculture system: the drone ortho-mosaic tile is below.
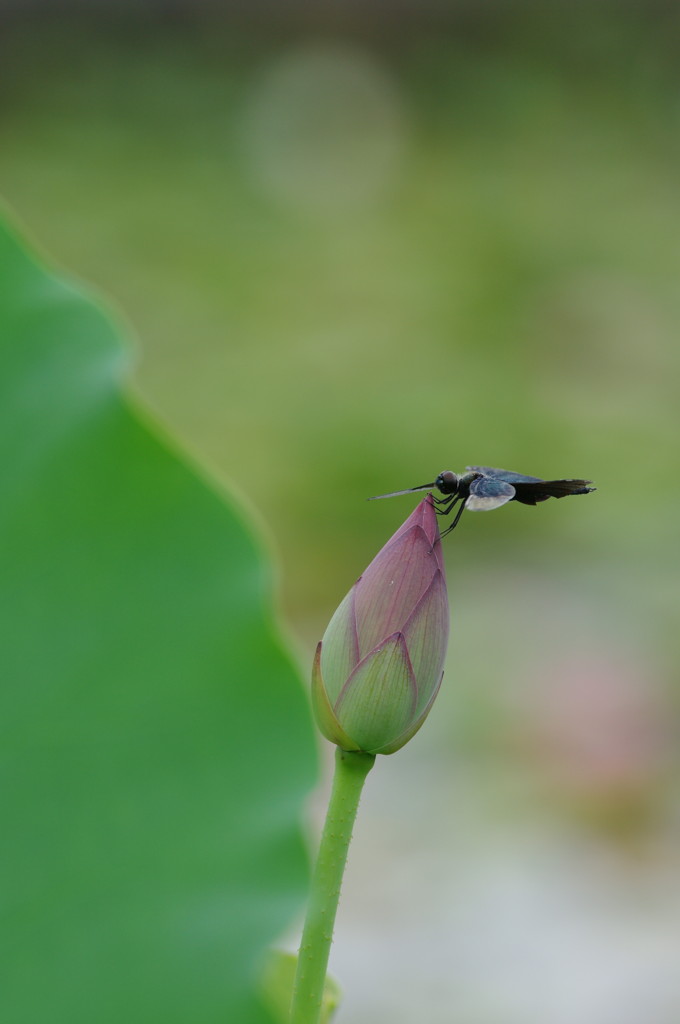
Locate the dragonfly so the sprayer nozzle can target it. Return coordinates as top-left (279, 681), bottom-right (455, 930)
top-left (369, 466), bottom-right (595, 536)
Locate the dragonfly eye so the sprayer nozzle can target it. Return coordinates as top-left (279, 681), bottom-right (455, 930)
top-left (435, 471), bottom-right (458, 495)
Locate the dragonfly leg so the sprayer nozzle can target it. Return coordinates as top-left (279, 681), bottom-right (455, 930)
top-left (440, 499), bottom-right (467, 537)
top-left (435, 495), bottom-right (460, 518)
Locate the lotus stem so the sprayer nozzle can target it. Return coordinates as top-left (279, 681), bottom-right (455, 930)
top-left (290, 747), bottom-right (375, 1024)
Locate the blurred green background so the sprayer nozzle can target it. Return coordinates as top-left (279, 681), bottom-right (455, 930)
top-left (2, 3), bottom-right (680, 1022)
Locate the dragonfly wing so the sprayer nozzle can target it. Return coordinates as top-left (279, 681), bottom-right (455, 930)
top-left (466, 467), bottom-right (594, 505)
top-left (466, 465), bottom-right (543, 484)
top-left (466, 476), bottom-right (515, 511)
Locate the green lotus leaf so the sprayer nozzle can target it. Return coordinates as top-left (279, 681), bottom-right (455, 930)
top-left (0, 214), bottom-right (317, 1024)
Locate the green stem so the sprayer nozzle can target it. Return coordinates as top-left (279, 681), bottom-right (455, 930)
top-left (290, 747), bottom-right (376, 1024)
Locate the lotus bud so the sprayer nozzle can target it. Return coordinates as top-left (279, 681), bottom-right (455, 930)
top-left (312, 496), bottom-right (449, 755)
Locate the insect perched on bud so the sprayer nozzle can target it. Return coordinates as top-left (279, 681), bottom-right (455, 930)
top-left (312, 496), bottom-right (449, 755)
top-left (370, 465), bottom-right (595, 535)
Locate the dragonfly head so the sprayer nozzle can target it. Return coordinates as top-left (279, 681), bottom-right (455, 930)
top-left (434, 471), bottom-right (459, 495)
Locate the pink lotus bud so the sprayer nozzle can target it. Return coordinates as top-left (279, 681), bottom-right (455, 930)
top-left (312, 496), bottom-right (449, 755)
